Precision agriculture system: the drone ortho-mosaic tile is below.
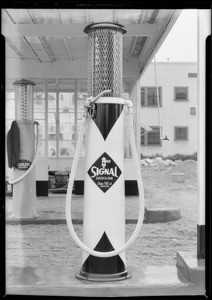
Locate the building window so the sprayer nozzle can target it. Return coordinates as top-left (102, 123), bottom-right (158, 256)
top-left (190, 107), bottom-right (196, 115)
top-left (174, 87), bottom-right (188, 101)
top-left (140, 127), bottom-right (145, 145)
top-left (141, 87), bottom-right (162, 106)
top-left (188, 73), bottom-right (197, 78)
top-left (141, 126), bottom-right (161, 145)
top-left (141, 88), bottom-right (145, 106)
top-left (174, 127), bottom-right (188, 140)
top-left (148, 127), bottom-right (161, 145)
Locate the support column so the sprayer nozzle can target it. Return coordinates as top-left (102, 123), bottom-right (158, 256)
top-left (44, 79), bottom-right (48, 162)
top-left (136, 78), bottom-right (141, 157)
top-left (197, 9), bottom-right (210, 259)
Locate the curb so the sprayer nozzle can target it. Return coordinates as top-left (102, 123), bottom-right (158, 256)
top-left (6, 208), bottom-right (181, 225)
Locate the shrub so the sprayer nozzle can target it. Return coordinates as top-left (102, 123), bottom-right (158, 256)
top-left (165, 153), bottom-right (197, 161)
top-left (140, 152), bottom-right (197, 161)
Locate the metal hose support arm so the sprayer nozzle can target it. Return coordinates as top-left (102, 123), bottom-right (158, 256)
top-left (65, 99), bottom-right (145, 258)
top-left (9, 122), bottom-right (40, 185)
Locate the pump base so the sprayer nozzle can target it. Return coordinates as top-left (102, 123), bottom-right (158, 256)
top-left (76, 269), bottom-right (132, 282)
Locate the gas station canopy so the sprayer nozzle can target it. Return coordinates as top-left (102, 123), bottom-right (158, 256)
top-left (2, 9), bottom-right (181, 81)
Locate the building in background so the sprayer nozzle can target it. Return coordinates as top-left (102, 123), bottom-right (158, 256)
top-left (6, 62), bottom-right (198, 172)
top-left (140, 62), bottom-right (197, 157)
top-left (5, 62), bottom-right (198, 195)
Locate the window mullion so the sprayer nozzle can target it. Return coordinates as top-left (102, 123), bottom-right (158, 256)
top-left (145, 88), bottom-right (147, 106)
top-left (144, 132), bottom-right (147, 145)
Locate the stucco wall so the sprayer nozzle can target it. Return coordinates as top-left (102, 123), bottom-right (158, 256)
top-left (139, 62), bottom-right (197, 157)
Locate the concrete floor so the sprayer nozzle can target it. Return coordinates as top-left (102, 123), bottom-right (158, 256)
top-left (6, 262), bottom-right (205, 297)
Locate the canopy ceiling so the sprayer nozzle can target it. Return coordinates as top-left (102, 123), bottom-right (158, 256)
top-left (2, 8), bottom-right (181, 86)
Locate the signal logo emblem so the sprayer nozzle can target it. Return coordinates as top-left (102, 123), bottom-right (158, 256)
top-left (88, 152), bottom-right (122, 193)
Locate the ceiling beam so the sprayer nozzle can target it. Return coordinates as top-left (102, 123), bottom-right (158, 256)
top-left (2, 23), bottom-right (158, 38)
top-left (129, 10), bottom-right (147, 58)
top-left (5, 37), bottom-right (25, 60)
top-left (63, 37), bottom-right (73, 61)
top-left (56, 9), bottom-right (73, 62)
top-left (22, 37), bottom-right (42, 62)
top-left (26, 9), bottom-right (56, 62)
top-left (85, 9), bottom-right (89, 23)
top-left (113, 10), bottom-right (118, 22)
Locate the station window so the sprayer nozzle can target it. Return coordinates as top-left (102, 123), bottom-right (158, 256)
top-left (141, 87), bottom-right (162, 107)
top-left (34, 92), bottom-right (45, 157)
top-left (47, 89), bottom-right (87, 158)
top-left (58, 92), bottom-right (75, 157)
top-left (141, 126), bottom-right (161, 145)
top-left (76, 91), bottom-right (88, 157)
top-left (174, 87), bottom-right (189, 101)
top-left (48, 92), bottom-right (57, 157)
top-left (174, 126), bottom-right (188, 140)
top-left (5, 81), bottom-right (88, 159)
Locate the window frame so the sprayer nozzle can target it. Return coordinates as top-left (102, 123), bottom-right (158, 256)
top-left (141, 86), bottom-right (162, 107)
top-left (188, 73), bottom-right (197, 78)
top-left (58, 91), bottom-right (76, 157)
top-left (47, 89), bottom-right (76, 158)
top-left (47, 88), bottom-right (88, 158)
top-left (141, 126), bottom-right (162, 146)
top-left (5, 83), bottom-right (88, 159)
top-left (190, 107), bottom-right (196, 115)
top-left (174, 126), bottom-right (189, 140)
top-left (174, 87), bottom-right (189, 101)
top-left (140, 127), bottom-right (145, 145)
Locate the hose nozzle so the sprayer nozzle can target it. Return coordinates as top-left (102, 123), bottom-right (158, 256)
top-left (91, 89), bottom-right (112, 103)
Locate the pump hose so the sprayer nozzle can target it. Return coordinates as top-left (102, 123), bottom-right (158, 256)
top-left (9, 122), bottom-right (40, 185)
top-left (66, 100), bottom-right (145, 258)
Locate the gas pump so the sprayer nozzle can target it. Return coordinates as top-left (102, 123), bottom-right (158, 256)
top-left (7, 79), bottom-right (39, 219)
top-left (66, 23), bottom-right (147, 281)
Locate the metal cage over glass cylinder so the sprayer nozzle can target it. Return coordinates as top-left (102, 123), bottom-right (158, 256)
top-left (84, 22), bottom-right (127, 98)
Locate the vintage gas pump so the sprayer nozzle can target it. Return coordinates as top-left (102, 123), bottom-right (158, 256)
top-left (66, 23), bottom-right (146, 281)
top-left (7, 79), bottom-right (39, 219)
